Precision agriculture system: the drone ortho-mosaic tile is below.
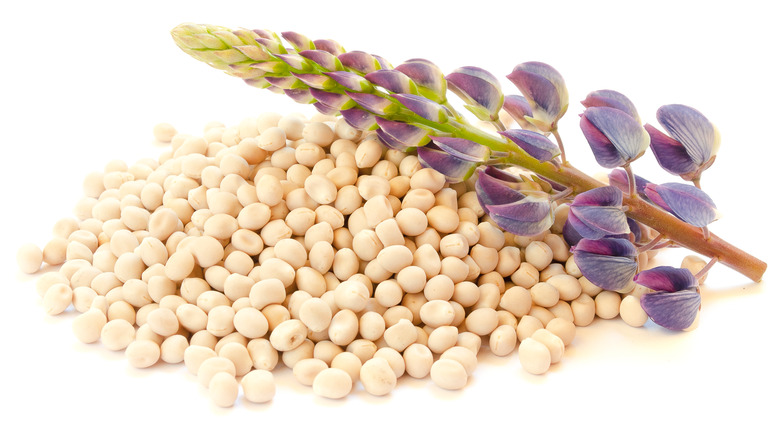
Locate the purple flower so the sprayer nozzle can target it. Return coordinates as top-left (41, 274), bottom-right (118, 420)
top-left (290, 72), bottom-right (336, 90)
top-left (445, 66), bottom-right (504, 122)
top-left (581, 89), bottom-right (641, 123)
top-left (417, 146), bottom-right (477, 182)
top-left (644, 182), bottom-right (718, 228)
top-left (572, 238), bottom-right (638, 291)
top-left (394, 58), bottom-right (447, 104)
top-left (506, 62), bottom-right (569, 132)
top-left (502, 95), bottom-right (538, 131)
top-left (394, 94), bottom-right (448, 124)
top-left (499, 129), bottom-right (560, 162)
top-left (635, 266), bottom-right (701, 331)
top-left (345, 92), bottom-right (400, 115)
top-left (325, 71), bottom-right (373, 92)
top-left (568, 186), bottom-right (630, 239)
top-left (281, 31), bottom-right (315, 51)
top-left (474, 168), bottom-right (553, 236)
top-left (580, 107), bottom-right (650, 168)
top-left (429, 136), bottom-right (490, 162)
top-left (299, 50), bottom-right (343, 71)
top-left (310, 89), bottom-right (355, 110)
top-left (374, 118), bottom-right (430, 147)
top-left (645, 104), bottom-right (720, 181)
top-left (338, 51), bottom-right (382, 74)
top-left (340, 108), bottom-right (377, 130)
top-left (283, 88), bottom-right (315, 104)
top-left (366, 70), bottom-right (418, 94)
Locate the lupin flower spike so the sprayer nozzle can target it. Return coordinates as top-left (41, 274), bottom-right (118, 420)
top-left (580, 106), bottom-right (650, 169)
top-left (445, 66), bottom-right (504, 122)
top-left (567, 186), bottom-right (631, 239)
top-left (635, 266), bottom-right (701, 331)
top-left (644, 182), bottom-right (719, 228)
top-left (171, 22), bottom-right (768, 286)
top-left (572, 238), bottom-right (638, 292)
top-left (506, 62), bottom-right (569, 133)
top-left (645, 104), bottom-right (720, 186)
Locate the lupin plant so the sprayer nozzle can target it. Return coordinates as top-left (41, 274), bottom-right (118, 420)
top-left (171, 23), bottom-right (766, 331)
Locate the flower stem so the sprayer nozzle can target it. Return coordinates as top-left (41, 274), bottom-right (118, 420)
top-left (552, 128), bottom-right (566, 163)
top-left (637, 234), bottom-right (665, 252)
top-left (624, 163), bottom-right (637, 197)
top-left (695, 257), bottom-right (719, 281)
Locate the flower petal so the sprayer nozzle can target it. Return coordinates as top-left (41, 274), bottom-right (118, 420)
top-left (445, 66), bottom-right (504, 121)
top-left (645, 123), bottom-right (699, 175)
top-left (581, 89), bottom-right (640, 123)
top-left (608, 169), bottom-right (652, 199)
top-left (338, 51), bottom-right (382, 74)
top-left (644, 183), bottom-right (718, 227)
top-left (581, 107), bottom-right (650, 167)
top-left (325, 71), bottom-right (374, 92)
top-left (310, 89), bottom-right (356, 110)
top-left (283, 88), bottom-right (315, 104)
top-left (281, 31), bottom-right (315, 51)
top-left (502, 95), bottom-right (537, 130)
top-left (345, 92), bottom-right (399, 115)
top-left (299, 49), bottom-right (343, 71)
top-left (365, 70), bottom-right (418, 94)
top-left (475, 168), bottom-right (526, 209)
top-left (313, 39), bottom-right (345, 55)
top-left (429, 136), bottom-right (489, 162)
top-left (290, 72), bottom-right (336, 90)
top-left (376, 129), bottom-right (414, 152)
top-left (641, 289), bottom-right (701, 330)
top-left (506, 62), bottom-right (568, 131)
top-left (394, 94), bottom-right (448, 123)
top-left (395, 58), bottom-right (447, 103)
top-left (572, 238), bottom-right (638, 291)
top-left (634, 266), bottom-right (698, 292)
top-left (499, 129), bottom-right (560, 162)
top-left (375, 118), bottom-right (430, 147)
top-left (276, 53), bottom-right (314, 71)
top-left (571, 185), bottom-right (623, 207)
top-left (340, 108), bottom-right (377, 130)
top-left (657, 104), bottom-right (719, 167)
top-left (568, 205), bottom-right (630, 239)
top-left (488, 196), bottom-right (554, 236)
top-left (417, 146), bottom-right (476, 182)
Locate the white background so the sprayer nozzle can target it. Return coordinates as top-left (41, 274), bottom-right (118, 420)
top-left (1, 0), bottom-right (777, 436)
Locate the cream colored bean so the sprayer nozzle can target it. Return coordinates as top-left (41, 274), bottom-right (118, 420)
top-left (594, 291), bottom-right (621, 319)
top-left (72, 308), bottom-right (107, 344)
top-left (383, 319), bottom-right (417, 352)
top-left (374, 280), bottom-right (403, 308)
top-left (241, 370), bottom-right (276, 403)
top-left (619, 295), bottom-right (648, 327)
top-left (409, 168), bottom-right (446, 193)
top-left (511, 262), bottom-right (540, 289)
top-left (209, 371), bottom-right (239, 408)
top-left (329, 351), bottom-right (361, 383)
top-left (419, 300), bottom-right (455, 328)
top-left (395, 207), bottom-right (428, 237)
top-left (439, 346), bottom-right (477, 376)
top-left (332, 248), bottom-right (360, 281)
top-left (258, 126), bottom-right (288, 151)
top-left (358, 357), bottom-right (396, 396)
top-left (427, 326), bottom-right (458, 354)
top-left (125, 339), bottom-right (161, 369)
top-left (517, 337), bottom-right (551, 375)
top-left (219, 342), bottom-right (253, 377)
top-left (464, 307), bottom-right (499, 336)
top-left (546, 317), bottom-right (576, 346)
top-left (440, 257), bottom-right (468, 283)
top-left (312, 368), bottom-right (352, 399)
top-left (571, 293), bottom-right (596, 326)
top-left (269, 319), bottom-right (308, 352)
top-left (332, 280), bottom-right (369, 312)
top-left (160, 335), bottom-right (189, 364)
top-left (100, 319), bottom-right (135, 351)
top-left (164, 250), bottom-right (194, 282)
top-left (681, 255), bottom-right (709, 283)
top-left (430, 359), bottom-right (468, 390)
top-left (362, 196), bottom-right (393, 228)
top-left (291, 358), bottom-right (328, 387)
top-left (376, 245), bottom-right (413, 274)
top-left (516, 315), bottom-right (544, 341)
top-left (525, 241), bottom-right (554, 271)
top-left (328, 309), bottom-right (359, 347)
top-left (147, 307), bottom-right (179, 337)
top-left (529, 282), bottom-right (560, 308)
top-left (198, 356), bottom-right (237, 387)
top-left (532, 328), bottom-right (565, 364)
top-left (43, 283), bottom-right (73, 315)
top-left (470, 244), bottom-right (499, 274)
top-left (207, 305), bottom-right (236, 337)
top-left (425, 205), bottom-right (459, 234)
top-left (402, 343), bottom-right (433, 378)
top-left (488, 324), bottom-right (517, 357)
top-left (303, 174), bottom-right (338, 205)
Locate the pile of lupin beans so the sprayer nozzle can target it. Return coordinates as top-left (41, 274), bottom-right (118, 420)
top-left (16, 111), bottom-right (710, 407)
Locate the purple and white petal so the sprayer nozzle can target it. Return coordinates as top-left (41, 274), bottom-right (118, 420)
top-left (325, 71), bottom-right (374, 92)
top-left (608, 168), bottom-right (652, 198)
top-left (581, 107), bottom-right (650, 166)
top-left (313, 39), bottom-right (345, 55)
top-left (365, 70), bottom-right (418, 94)
top-left (644, 183), bottom-right (718, 227)
top-left (486, 196), bottom-right (552, 223)
top-left (503, 95), bottom-right (537, 131)
top-left (446, 66), bottom-right (504, 120)
top-left (340, 108), bottom-right (378, 130)
top-left (265, 76), bottom-right (305, 89)
top-left (255, 37), bottom-right (287, 55)
top-left (581, 89), bottom-right (640, 123)
top-left (345, 92), bottom-right (399, 115)
top-left (281, 31), bottom-right (315, 51)
top-left (417, 147), bottom-right (475, 182)
top-left (376, 129), bottom-right (414, 152)
top-left (394, 94), bottom-right (448, 123)
top-left (283, 88), bottom-right (315, 104)
top-left (429, 136), bottom-right (489, 162)
top-left (571, 186), bottom-right (624, 207)
top-left (338, 51), bottom-right (381, 74)
top-left (580, 113), bottom-right (627, 168)
top-left (313, 102), bottom-right (340, 116)
top-left (375, 117), bottom-right (430, 146)
top-left (640, 289), bottom-right (701, 330)
top-left (506, 62), bottom-right (568, 131)
top-left (499, 129), bottom-right (560, 162)
top-left (299, 50), bottom-right (343, 71)
top-left (474, 168), bottom-right (526, 208)
top-left (310, 89), bottom-right (355, 110)
top-left (645, 124), bottom-right (699, 175)
top-left (395, 58), bottom-right (447, 103)
top-left (572, 238), bottom-right (638, 291)
top-left (290, 72), bottom-right (336, 90)
top-left (657, 104), bottom-right (720, 167)
top-left (635, 266), bottom-right (698, 293)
